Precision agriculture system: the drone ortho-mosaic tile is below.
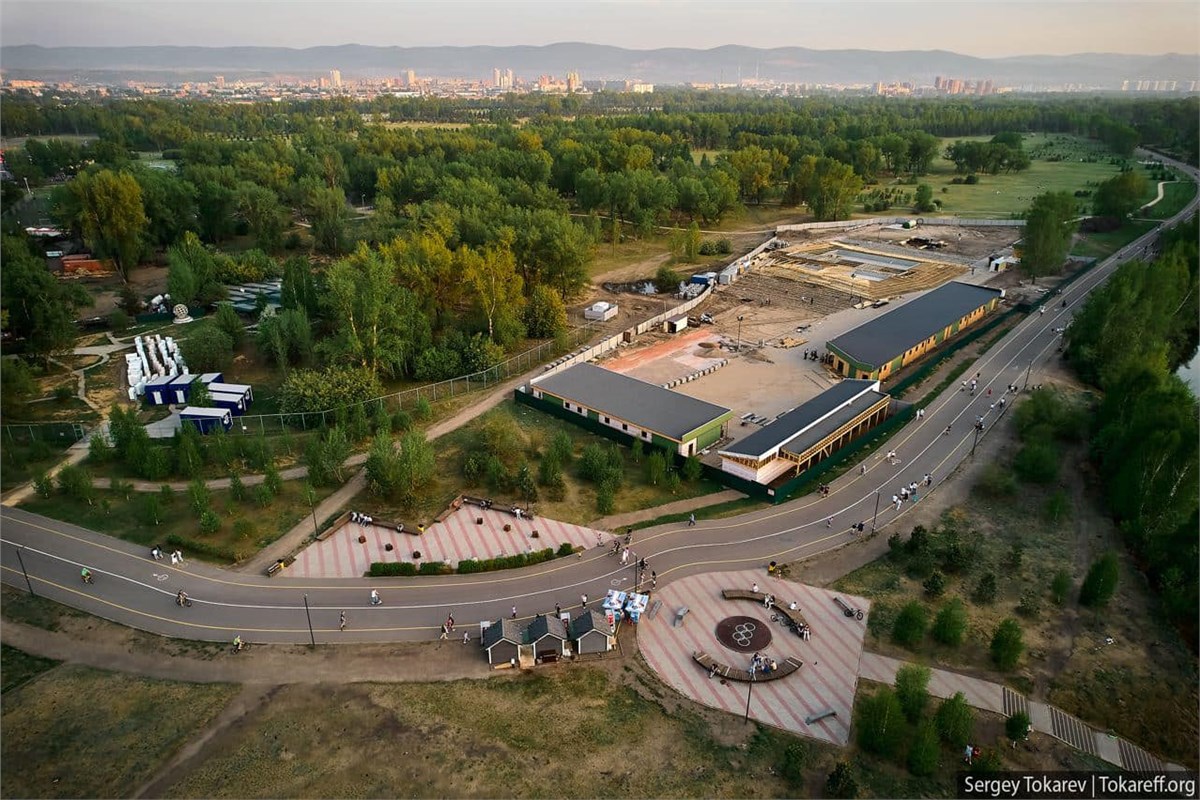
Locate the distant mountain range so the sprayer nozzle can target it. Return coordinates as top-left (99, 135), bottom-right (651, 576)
top-left (3, 43), bottom-right (1197, 87)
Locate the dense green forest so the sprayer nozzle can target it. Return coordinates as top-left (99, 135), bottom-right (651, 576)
top-left (2, 92), bottom-right (1196, 387)
top-left (1065, 214), bottom-right (1200, 646)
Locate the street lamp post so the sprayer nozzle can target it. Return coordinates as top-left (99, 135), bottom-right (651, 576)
top-left (971, 422), bottom-right (984, 457)
top-left (305, 484), bottom-right (319, 539)
top-left (870, 490), bottom-right (881, 533)
top-left (303, 593), bottom-right (316, 647)
top-left (744, 673), bottom-right (756, 723)
top-left (737, 315), bottom-right (744, 352)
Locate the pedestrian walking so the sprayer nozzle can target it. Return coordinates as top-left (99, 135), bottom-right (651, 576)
top-left (860, 464), bottom-right (867, 476)
top-left (987, 387), bottom-right (992, 397)
top-left (651, 572), bottom-right (657, 589)
top-left (555, 602), bottom-right (561, 617)
top-left (463, 630), bottom-right (471, 645)
top-left (960, 381), bottom-right (967, 392)
top-left (621, 548), bottom-right (630, 565)
top-left (170, 550), bottom-right (180, 566)
top-left (511, 605), bottom-right (517, 619)
top-left (339, 611), bottom-right (346, 631)
top-left (944, 424), bottom-right (952, 435)
top-left (924, 473), bottom-right (932, 487)
top-left (446, 613), bottom-right (455, 632)
top-left (752, 582), bottom-right (759, 594)
top-left (826, 516), bottom-right (833, 528)
top-left (581, 593), bottom-right (588, 608)
top-left (1040, 307), bottom-right (1045, 315)
top-left (688, 513), bottom-right (696, 527)
top-left (172, 550), bottom-right (184, 566)
top-left (439, 624), bottom-right (448, 640)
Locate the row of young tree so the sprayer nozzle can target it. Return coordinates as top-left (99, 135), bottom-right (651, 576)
top-left (1064, 214), bottom-right (1200, 646)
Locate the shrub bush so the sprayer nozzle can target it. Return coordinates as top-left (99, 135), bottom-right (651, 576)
top-left (892, 601), bottom-right (928, 648)
top-left (1079, 551), bottom-right (1119, 607)
top-left (932, 598), bottom-right (968, 646)
top-left (990, 617), bottom-right (1024, 670)
top-left (369, 562), bottom-right (418, 576)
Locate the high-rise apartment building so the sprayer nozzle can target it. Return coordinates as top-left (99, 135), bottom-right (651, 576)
top-left (566, 71), bottom-right (580, 92)
top-left (403, 69), bottom-right (417, 88)
top-left (330, 69), bottom-right (342, 89)
top-left (492, 68), bottom-right (501, 87)
top-left (215, 75), bottom-right (225, 89)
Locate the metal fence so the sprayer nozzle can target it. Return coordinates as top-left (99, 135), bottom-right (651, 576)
top-left (2, 422), bottom-right (90, 446)
top-left (221, 331), bottom-right (586, 436)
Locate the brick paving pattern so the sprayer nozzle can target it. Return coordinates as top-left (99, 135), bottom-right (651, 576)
top-left (289, 507), bottom-right (616, 578)
top-left (638, 569), bottom-right (871, 745)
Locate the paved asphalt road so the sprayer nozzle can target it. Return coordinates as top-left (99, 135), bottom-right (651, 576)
top-left (3, 152), bottom-right (1196, 647)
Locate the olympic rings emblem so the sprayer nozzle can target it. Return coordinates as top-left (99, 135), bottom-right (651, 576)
top-left (731, 621), bottom-right (757, 647)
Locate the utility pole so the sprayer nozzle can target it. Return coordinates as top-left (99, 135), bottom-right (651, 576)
top-left (870, 490), bottom-right (881, 533)
top-left (1023, 359), bottom-right (1034, 391)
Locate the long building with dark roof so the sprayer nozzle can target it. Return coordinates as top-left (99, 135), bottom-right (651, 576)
top-left (528, 363), bottom-right (733, 457)
top-left (719, 379), bottom-right (890, 485)
top-left (826, 282), bottom-right (1004, 380)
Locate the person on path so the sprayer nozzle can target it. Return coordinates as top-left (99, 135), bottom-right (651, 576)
top-left (150, 546), bottom-right (162, 561)
top-left (687, 513), bottom-right (696, 527)
top-left (446, 614), bottom-right (455, 632)
top-left (764, 594), bottom-right (774, 610)
top-left (826, 516), bottom-right (833, 528)
top-left (511, 605), bottom-right (518, 619)
top-left (860, 464), bottom-right (867, 476)
top-left (463, 630), bottom-right (471, 645)
top-left (581, 593), bottom-right (588, 608)
top-left (339, 611), bottom-right (346, 631)
top-left (555, 603), bottom-right (561, 617)
top-left (944, 424), bottom-right (952, 436)
top-left (651, 572), bottom-right (657, 589)
top-left (370, 589), bottom-right (381, 606)
top-left (1040, 307), bottom-right (1045, 315)
top-left (960, 381), bottom-right (967, 392)
top-left (439, 624), bottom-right (448, 640)
top-left (752, 582), bottom-right (760, 594)
top-left (172, 550), bottom-right (184, 566)
top-left (233, 635), bottom-right (243, 652)
top-left (620, 548), bottom-right (630, 565)
top-left (924, 473), bottom-right (932, 487)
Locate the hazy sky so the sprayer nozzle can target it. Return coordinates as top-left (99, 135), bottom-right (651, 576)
top-left (2, 0), bottom-right (1197, 56)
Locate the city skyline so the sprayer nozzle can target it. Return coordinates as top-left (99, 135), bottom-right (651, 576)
top-left (2, 0), bottom-right (1198, 57)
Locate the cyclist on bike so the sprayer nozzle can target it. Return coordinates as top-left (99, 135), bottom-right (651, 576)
top-left (176, 590), bottom-right (189, 606)
top-left (81, 567), bottom-right (93, 583)
top-left (233, 635), bottom-right (243, 652)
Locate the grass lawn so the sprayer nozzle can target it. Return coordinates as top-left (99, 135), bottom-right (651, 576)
top-left (0, 664), bottom-right (237, 800)
top-left (1142, 180), bottom-right (1198, 220)
top-left (19, 479), bottom-right (338, 563)
top-left (915, 133), bottom-right (1127, 218)
top-left (0, 644), bottom-right (61, 694)
top-left (162, 669), bottom-right (807, 799)
top-left (1070, 220), bottom-right (1156, 260)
